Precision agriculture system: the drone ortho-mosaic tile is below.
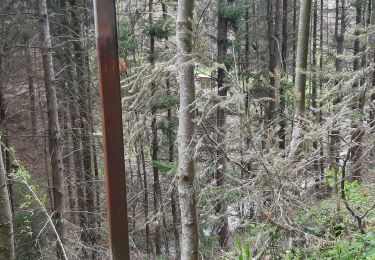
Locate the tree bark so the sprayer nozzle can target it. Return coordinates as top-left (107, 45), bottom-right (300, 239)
top-left (279, 0), bottom-right (288, 149)
top-left (353, 2), bottom-right (362, 73)
top-left (350, 0), bottom-right (363, 181)
top-left (25, 39), bottom-right (37, 136)
top-left (0, 45), bottom-right (15, 260)
top-left (371, 0), bottom-right (374, 88)
top-left (282, 0), bottom-right (288, 71)
top-left (0, 144), bottom-right (14, 260)
top-left (148, 0), bottom-right (164, 254)
top-left (318, 0), bottom-right (325, 183)
top-left (140, 147), bottom-right (152, 255)
top-left (312, 0), bottom-right (319, 177)
top-left (58, 0), bottom-right (88, 248)
top-left (330, 0), bottom-right (346, 212)
top-left (37, 0), bottom-right (67, 257)
top-left (68, 0), bottom-right (96, 255)
top-left (290, 0), bottom-right (312, 153)
top-left (176, 0), bottom-right (199, 257)
top-left (216, 0), bottom-right (234, 248)
top-left (312, 0), bottom-right (317, 113)
top-left (269, 0), bottom-right (283, 123)
top-left (167, 79), bottom-right (180, 250)
top-left (292, 0), bottom-right (297, 85)
top-left (62, 110), bottom-right (76, 215)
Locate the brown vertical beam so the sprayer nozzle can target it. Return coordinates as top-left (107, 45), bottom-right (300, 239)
top-left (93, 1), bottom-right (130, 259)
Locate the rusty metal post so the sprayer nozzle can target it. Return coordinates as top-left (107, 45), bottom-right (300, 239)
top-left (93, 1), bottom-right (130, 259)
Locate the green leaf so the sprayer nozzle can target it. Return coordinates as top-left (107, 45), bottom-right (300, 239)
top-left (151, 160), bottom-right (177, 172)
top-left (148, 18), bottom-right (174, 39)
top-left (151, 95), bottom-right (179, 110)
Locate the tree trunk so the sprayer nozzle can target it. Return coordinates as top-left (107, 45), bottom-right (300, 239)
top-left (62, 110), bottom-right (76, 215)
top-left (318, 0), bottom-right (325, 183)
top-left (267, 0), bottom-right (274, 124)
top-left (69, 101), bottom-right (87, 231)
top-left (0, 145), bottom-right (14, 260)
top-left (269, 0), bottom-right (283, 124)
top-left (290, 0), bottom-right (312, 153)
top-left (92, 140), bottom-right (101, 227)
top-left (350, 0), bottom-right (363, 181)
top-left (216, 0), bottom-right (233, 248)
top-left (312, 0), bottom-right (317, 114)
top-left (279, 0), bottom-right (288, 149)
top-left (0, 50), bottom-right (15, 260)
top-left (68, 0), bottom-right (96, 255)
top-left (335, 0), bottom-right (345, 74)
top-left (58, 0), bottom-right (88, 248)
top-left (141, 147), bottom-right (152, 255)
top-left (282, 0), bottom-right (288, 71)
top-left (371, 1), bottom-right (375, 131)
top-left (148, 0), bottom-right (164, 254)
top-left (176, 0), bottom-right (199, 257)
top-left (166, 77), bottom-right (180, 250)
top-left (330, 0), bottom-right (346, 212)
top-left (25, 40), bottom-right (37, 136)
top-left (245, 8), bottom-right (250, 74)
top-left (312, 0), bottom-right (319, 179)
top-left (37, 0), bottom-right (66, 257)
top-left (353, 2), bottom-right (362, 73)
top-left (292, 0), bottom-right (297, 85)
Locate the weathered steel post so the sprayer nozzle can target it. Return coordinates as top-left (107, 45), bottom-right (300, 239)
top-left (93, 1), bottom-right (130, 259)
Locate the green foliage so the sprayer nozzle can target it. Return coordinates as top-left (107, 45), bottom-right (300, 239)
top-left (14, 211), bottom-right (43, 260)
top-left (296, 208), bottom-right (325, 236)
top-left (345, 180), bottom-right (369, 204)
top-left (10, 164), bottom-right (31, 183)
top-left (199, 179), bottom-right (240, 211)
top-left (280, 248), bottom-right (303, 260)
top-left (325, 168), bottom-right (368, 205)
top-left (225, 224), bottom-right (279, 259)
top-left (151, 160), bottom-right (177, 173)
top-left (282, 77), bottom-right (295, 105)
top-left (148, 18), bottom-right (174, 39)
top-left (119, 39), bottom-right (138, 59)
top-left (309, 232), bottom-right (375, 259)
top-left (148, 52), bottom-right (159, 63)
top-left (278, 232), bottom-right (375, 259)
top-left (325, 167), bottom-right (335, 188)
top-left (118, 20), bottom-right (138, 58)
top-left (159, 119), bottom-right (176, 139)
top-left (218, 1), bottom-right (248, 30)
top-left (351, 110), bottom-right (364, 122)
top-left (199, 226), bottom-right (217, 255)
top-left (151, 94), bottom-right (179, 110)
top-left (349, 0), bottom-right (366, 5)
top-left (11, 165), bottom-right (47, 260)
top-left (235, 237), bottom-right (251, 260)
top-left (219, 57), bottom-right (235, 71)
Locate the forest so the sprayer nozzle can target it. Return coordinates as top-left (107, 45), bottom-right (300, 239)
top-left (0, 0), bottom-right (374, 259)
